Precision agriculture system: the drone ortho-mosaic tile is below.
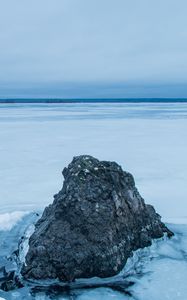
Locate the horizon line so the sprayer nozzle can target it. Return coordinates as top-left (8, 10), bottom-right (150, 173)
top-left (1, 97), bottom-right (187, 104)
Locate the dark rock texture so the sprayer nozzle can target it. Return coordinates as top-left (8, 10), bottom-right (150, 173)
top-left (22, 155), bottom-right (173, 281)
top-left (0, 267), bottom-right (23, 291)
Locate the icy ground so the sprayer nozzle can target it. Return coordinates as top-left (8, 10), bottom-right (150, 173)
top-left (0, 213), bottom-right (186, 300)
top-left (0, 102), bottom-right (187, 219)
top-left (0, 102), bottom-right (187, 299)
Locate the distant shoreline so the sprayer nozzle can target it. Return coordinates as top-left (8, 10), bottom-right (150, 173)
top-left (1, 98), bottom-right (187, 104)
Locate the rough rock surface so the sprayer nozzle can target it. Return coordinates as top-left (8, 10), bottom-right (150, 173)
top-left (22, 155), bottom-right (173, 281)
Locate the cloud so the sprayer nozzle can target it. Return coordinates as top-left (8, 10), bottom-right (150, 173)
top-left (0, 0), bottom-right (187, 97)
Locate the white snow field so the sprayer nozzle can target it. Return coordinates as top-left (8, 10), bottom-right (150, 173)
top-left (0, 102), bottom-right (187, 300)
top-left (0, 102), bottom-right (187, 220)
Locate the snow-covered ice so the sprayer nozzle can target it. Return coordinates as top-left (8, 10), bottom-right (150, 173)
top-left (128, 224), bottom-right (187, 300)
top-left (0, 102), bottom-right (187, 220)
top-left (0, 211), bottom-right (29, 231)
top-left (0, 102), bottom-right (187, 299)
top-left (0, 218), bottom-right (186, 300)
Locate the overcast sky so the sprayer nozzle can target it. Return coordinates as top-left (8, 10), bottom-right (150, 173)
top-left (0, 0), bottom-right (187, 98)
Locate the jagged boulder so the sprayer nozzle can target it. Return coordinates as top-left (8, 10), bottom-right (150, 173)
top-left (22, 155), bottom-right (173, 281)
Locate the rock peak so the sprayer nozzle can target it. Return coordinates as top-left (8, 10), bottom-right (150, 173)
top-left (22, 155), bottom-right (173, 281)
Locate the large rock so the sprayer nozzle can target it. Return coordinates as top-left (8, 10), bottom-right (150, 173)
top-left (22, 155), bottom-right (173, 281)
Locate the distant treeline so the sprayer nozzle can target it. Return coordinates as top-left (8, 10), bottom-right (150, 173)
top-left (1, 98), bottom-right (187, 103)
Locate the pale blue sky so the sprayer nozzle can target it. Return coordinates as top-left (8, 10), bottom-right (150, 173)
top-left (0, 0), bottom-right (187, 98)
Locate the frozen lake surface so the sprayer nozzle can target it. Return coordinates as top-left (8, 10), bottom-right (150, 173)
top-left (0, 102), bottom-right (187, 220)
top-left (0, 102), bottom-right (187, 299)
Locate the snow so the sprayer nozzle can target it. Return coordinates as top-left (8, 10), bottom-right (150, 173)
top-left (128, 224), bottom-right (187, 300)
top-left (0, 103), bottom-right (187, 220)
top-left (76, 288), bottom-right (130, 300)
top-left (18, 223), bottom-right (35, 264)
top-left (0, 211), bottom-right (29, 231)
top-left (0, 221), bottom-right (187, 300)
top-left (132, 259), bottom-right (187, 300)
top-left (0, 102), bottom-right (187, 299)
